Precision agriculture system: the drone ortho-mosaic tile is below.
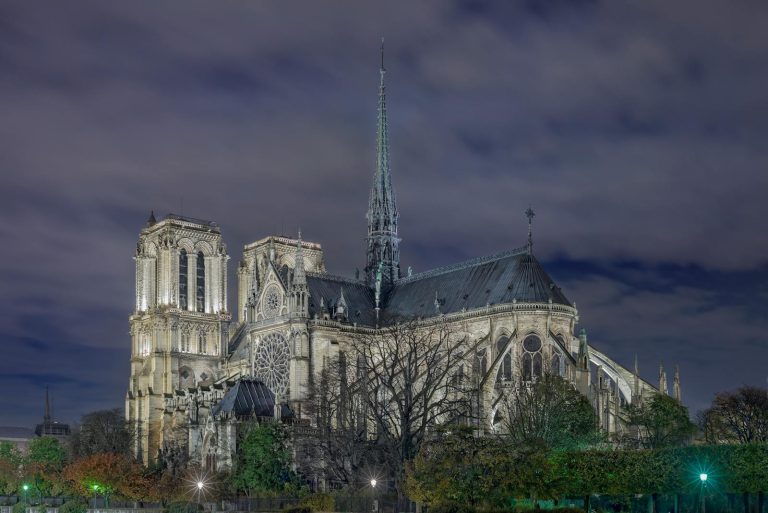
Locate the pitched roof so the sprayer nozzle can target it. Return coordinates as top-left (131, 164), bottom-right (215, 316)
top-left (211, 378), bottom-right (292, 418)
top-left (307, 273), bottom-right (377, 326)
top-left (383, 251), bottom-right (571, 321)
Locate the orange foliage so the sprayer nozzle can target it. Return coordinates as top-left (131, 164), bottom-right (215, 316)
top-left (62, 453), bottom-right (150, 501)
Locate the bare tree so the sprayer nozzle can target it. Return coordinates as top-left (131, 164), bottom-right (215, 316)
top-left (71, 408), bottom-right (133, 458)
top-left (347, 319), bottom-right (478, 493)
top-left (700, 386), bottom-right (768, 444)
top-left (301, 354), bottom-right (375, 489)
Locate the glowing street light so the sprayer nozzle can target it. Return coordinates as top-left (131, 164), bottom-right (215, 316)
top-left (197, 481), bottom-right (205, 491)
top-left (700, 473), bottom-right (708, 482)
top-left (370, 479), bottom-right (377, 488)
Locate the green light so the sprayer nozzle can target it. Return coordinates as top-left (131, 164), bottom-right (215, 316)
top-left (22, 484), bottom-right (29, 491)
top-left (92, 484), bottom-right (99, 491)
top-left (700, 473), bottom-right (708, 482)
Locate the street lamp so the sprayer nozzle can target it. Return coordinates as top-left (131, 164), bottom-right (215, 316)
top-left (197, 481), bottom-right (204, 491)
top-left (370, 479), bottom-right (376, 488)
top-left (22, 484), bottom-right (29, 504)
top-left (699, 473), bottom-right (708, 513)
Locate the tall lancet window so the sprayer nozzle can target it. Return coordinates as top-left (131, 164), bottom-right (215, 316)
top-left (522, 335), bottom-right (543, 381)
top-left (196, 251), bottom-right (205, 312)
top-left (179, 250), bottom-right (188, 310)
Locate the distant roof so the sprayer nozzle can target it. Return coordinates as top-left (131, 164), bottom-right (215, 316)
top-left (211, 378), bottom-right (292, 418)
top-left (383, 251), bottom-right (571, 321)
top-left (35, 421), bottom-right (70, 437)
top-left (0, 426), bottom-right (35, 440)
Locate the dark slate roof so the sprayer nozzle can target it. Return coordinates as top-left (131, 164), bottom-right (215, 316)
top-left (307, 273), bottom-right (378, 326)
top-left (383, 251), bottom-right (571, 321)
top-left (211, 378), bottom-right (292, 418)
top-left (0, 426), bottom-right (35, 439)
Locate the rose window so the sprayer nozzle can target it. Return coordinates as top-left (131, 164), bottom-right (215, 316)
top-left (263, 286), bottom-right (281, 318)
top-left (254, 332), bottom-right (290, 395)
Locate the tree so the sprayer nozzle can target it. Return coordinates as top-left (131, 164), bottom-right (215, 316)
top-left (498, 371), bottom-right (601, 451)
top-left (301, 356), bottom-right (375, 489)
top-left (70, 409), bottom-right (132, 458)
top-left (624, 393), bottom-right (696, 449)
top-left (700, 386), bottom-right (768, 444)
top-left (0, 442), bottom-right (22, 495)
top-left (347, 319), bottom-right (478, 493)
top-left (62, 453), bottom-right (149, 504)
top-left (232, 421), bottom-right (297, 496)
top-left (23, 437), bottom-right (68, 498)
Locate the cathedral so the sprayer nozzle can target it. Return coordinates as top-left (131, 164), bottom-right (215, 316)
top-left (125, 52), bottom-right (674, 468)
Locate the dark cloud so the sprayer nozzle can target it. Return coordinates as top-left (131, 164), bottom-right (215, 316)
top-left (0, 0), bottom-right (767, 426)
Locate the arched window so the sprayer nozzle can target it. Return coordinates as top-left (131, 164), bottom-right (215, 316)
top-left (198, 331), bottom-right (207, 354)
top-left (551, 352), bottom-right (561, 376)
top-left (196, 251), bottom-right (205, 312)
top-left (181, 332), bottom-right (190, 353)
top-left (522, 335), bottom-right (542, 382)
top-left (495, 336), bottom-right (512, 382)
top-left (179, 250), bottom-right (188, 310)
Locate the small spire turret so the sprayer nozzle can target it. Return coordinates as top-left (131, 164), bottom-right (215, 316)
top-left (525, 207), bottom-right (535, 255)
top-left (673, 365), bottom-right (681, 402)
top-left (659, 362), bottom-right (668, 395)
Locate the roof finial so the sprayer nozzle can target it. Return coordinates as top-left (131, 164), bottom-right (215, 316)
top-left (525, 206), bottom-right (535, 254)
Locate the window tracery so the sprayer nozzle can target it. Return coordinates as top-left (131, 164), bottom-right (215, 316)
top-left (495, 336), bottom-right (512, 382)
top-left (521, 335), bottom-right (543, 381)
top-left (196, 251), bottom-right (205, 312)
top-left (253, 332), bottom-right (290, 396)
top-left (179, 249), bottom-right (188, 310)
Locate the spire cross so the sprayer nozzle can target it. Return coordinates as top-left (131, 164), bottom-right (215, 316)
top-left (525, 206), bottom-right (535, 254)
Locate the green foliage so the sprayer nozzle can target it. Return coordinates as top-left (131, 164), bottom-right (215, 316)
top-left (36, 504), bottom-right (47, 513)
top-left (298, 493), bottom-right (335, 512)
top-left (58, 501), bottom-right (87, 513)
top-left (0, 442), bottom-right (22, 495)
top-left (12, 502), bottom-right (27, 513)
top-left (232, 421), bottom-right (297, 495)
top-left (26, 438), bottom-right (66, 470)
top-left (282, 507), bottom-right (310, 513)
top-left (408, 438), bottom-right (768, 503)
top-left (501, 374), bottom-right (602, 451)
top-left (624, 394), bottom-right (696, 449)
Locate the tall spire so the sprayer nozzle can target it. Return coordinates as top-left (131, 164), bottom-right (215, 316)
top-left (44, 385), bottom-right (51, 423)
top-left (365, 38), bottom-right (400, 289)
top-left (659, 362), bottom-right (668, 395)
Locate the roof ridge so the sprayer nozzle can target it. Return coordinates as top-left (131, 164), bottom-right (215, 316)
top-left (306, 271), bottom-right (368, 286)
top-left (395, 245), bottom-right (529, 284)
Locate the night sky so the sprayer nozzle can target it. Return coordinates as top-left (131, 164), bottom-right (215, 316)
top-left (1, 0), bottom-right (767, 428)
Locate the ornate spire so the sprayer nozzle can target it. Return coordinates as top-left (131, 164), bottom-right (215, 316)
top-left (291, 230), bottom-right (308, 317)
top-left (659, 362), bottom-right (668, 395)
top-left (577, 328), bottom-right (589, 371)
top-left (294, 230), bottom-right (305, 286)
top-left (525, 207), bottom-right (535, 255)
top-left (365, 38), bottom-right (400, 289)
top-left (673, 365), bottom-right (681, 402)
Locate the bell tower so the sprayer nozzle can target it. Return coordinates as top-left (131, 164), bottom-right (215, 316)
top-left (126, 212), bottom-right (231, 464)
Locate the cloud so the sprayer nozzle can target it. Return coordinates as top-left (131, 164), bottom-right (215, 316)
top-left (0, 0), bottom-right (766, 425)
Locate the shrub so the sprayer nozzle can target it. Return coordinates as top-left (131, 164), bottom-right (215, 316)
top-left (299, 493), bottom-right (334, 512)
top-left (36, 505), bottom-right (47, 513)
top-left (59, 500), bottom-right (87, 513)
top-left (13, 502), bottom-right (28, 513)
top-left (165, 502), bottom-right (203, 513)
top-left (283, 507), bottom-right (310, 513)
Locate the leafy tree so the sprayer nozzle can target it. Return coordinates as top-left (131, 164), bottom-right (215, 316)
top-left (406, 426), bottom-right (494, 508)
top-left (498, 372), bottom-right (601, 451)
top-left (23, 437), bottom-right (68, 498)
top-left (700, 386), bottom-right (768, 444)
top-left (0, 442), bottom-right (22, 495)
top-left (624, 393), bottom-right (696, 449)
top-left (62, 453), bottom-right (149, 503)
top-left (70, 409), bottom-right (132, 458)
top-left (232, 421), bottom-right (297, 496)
